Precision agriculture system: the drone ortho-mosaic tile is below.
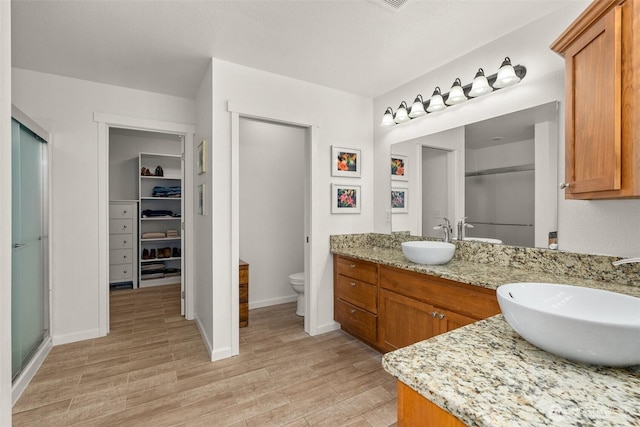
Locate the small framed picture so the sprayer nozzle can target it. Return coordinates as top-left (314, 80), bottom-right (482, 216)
top-left (331, 183), bottom-right (361, 214)
top-left (391, 187), bottom-right (408, 213)
top-left (197, 140), bottom-right (207, 174)
top-left (331, 146), bottom-right (361, 178)
top-left (197, 184), bottom-right (206, 215)
top-left (391, 154), bottom-right (407, 181)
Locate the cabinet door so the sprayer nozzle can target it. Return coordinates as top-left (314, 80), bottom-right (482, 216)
top-left (433, 308), bottom-right (477, 336)
top-left (379, 289), bottom-right (438, 352)
top-left (564, 5), bottom-right (622, 196)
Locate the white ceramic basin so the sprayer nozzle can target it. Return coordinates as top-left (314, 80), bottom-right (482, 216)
top-left (463, 237), bottom-right (503, 244)
top-left (497, 282), bottom-right (640, 366)
top-left (401, 241), bottom-right (455, 265)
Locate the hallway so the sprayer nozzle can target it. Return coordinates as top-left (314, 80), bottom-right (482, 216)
top-left (12, 284), bottom-right (397, 426)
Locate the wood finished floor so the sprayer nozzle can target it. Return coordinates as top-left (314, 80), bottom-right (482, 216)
top-left (13, 284), bottom-right (398, 426)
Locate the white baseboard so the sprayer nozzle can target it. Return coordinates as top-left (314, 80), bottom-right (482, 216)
top-left (194, 316), bottom-right (213, 359)
top-left (211, 347), bottom-right (233, 362)
top-left (314, 321), bottom-right (341, 336)
top-left (249, 295), bottom-right (297, 310)
top-left (12, 337), bottom-right (52, 405)
top-left (52, 328), bottom-right (101, 345)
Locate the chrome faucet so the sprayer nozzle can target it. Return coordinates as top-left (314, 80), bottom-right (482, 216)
top-left (457, 217), bottom-right (474, 240)
top-left (433, 217), bottom-right (453, 243)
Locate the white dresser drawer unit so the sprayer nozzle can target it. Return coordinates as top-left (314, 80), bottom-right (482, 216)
top-left (109, 201), bottom-right (138, 288)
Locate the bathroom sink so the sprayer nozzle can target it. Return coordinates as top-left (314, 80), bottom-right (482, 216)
top-left (401, 241), bottom-right (455, 265)
top-left (463, 237), bottom-right (503, 244)
top-left (497, 282), bottom-right (640, 366)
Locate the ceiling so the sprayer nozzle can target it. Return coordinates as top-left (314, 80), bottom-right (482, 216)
top-left (11, 0), bottom-right (583, 99)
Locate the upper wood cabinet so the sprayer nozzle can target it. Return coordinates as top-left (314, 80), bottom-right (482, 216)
top-left (551, 0), bottom-right (640, 199)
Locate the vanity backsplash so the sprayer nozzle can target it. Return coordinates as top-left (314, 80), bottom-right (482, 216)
top-left (330, 233), bottom-right (640, 287)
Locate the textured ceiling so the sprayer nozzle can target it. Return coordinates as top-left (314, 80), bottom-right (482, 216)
top-left (11, 0), bottom-right (585, 99)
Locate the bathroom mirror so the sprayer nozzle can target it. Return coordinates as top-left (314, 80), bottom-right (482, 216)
top-left (390, 101), bottom-right (559, 249)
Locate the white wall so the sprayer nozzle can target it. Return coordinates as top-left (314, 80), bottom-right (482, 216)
top-left (109, 130), bottom-right (182, 201)
top-left (375, 3), bottom-right (640, 258)
top-left (11, 68), bottom-right (195, 344)
top-left (1, 2), bottom-right (12, 424)
top-left (212, 59), bottom-right (373, 351)
top-left (239, 118), bottom-right (305, 308)
top-left (193, 61), bottom-right (214, 358)
top-left (422, 147), bottom-right (449, 238)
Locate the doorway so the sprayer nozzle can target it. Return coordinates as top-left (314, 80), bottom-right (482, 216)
top-left (238, 118), bottom-right (307, 313)
top-left (95, 113), bottom-right (196, 335)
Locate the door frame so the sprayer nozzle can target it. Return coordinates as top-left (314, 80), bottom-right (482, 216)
top-left (95, 112), bottom-right (195, 336)
top-left (229, 100), bottom-right (317, 354)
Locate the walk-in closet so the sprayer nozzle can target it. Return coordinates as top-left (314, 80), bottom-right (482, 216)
top-left (108, 128), bottom-right (184, 291)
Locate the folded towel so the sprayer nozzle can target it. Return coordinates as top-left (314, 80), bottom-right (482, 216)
top-left (142, 232), bottom-right (166, 239)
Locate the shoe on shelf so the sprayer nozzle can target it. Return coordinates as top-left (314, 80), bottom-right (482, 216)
top-left (142, 248), bottom-right (149, 260)
top-left (149, 249), bottom-right (156, 259)
top-left (164, 247), bottom-right (172, 258)
top-left (172, 247), bottom-right (180, 258)
top-left (141, 167), bottom-right (148, 176)
top-left (155, 166), bottom-right (164, 177)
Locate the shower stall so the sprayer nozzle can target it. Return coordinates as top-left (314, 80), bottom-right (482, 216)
top-left (11, 107), bottom-right (50, 402)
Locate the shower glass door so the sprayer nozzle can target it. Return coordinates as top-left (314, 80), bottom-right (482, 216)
top-left (11, 118), bottom-right (48, 381)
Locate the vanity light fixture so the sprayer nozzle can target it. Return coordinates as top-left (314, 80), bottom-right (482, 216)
top-left (426, 87), bottom-right (446, 113)
top-left (408, 94), bottom-right (427, 118)
top-left (380, 57), bottom-right (526, 127)
top-left (445, 78), bottom-right (467, 105)
top-left (468, 68), bottom-right (493, 97)
top-left (394, 101), bottom-right (410, 124)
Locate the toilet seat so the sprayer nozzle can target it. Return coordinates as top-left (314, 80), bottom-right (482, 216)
top-left (289, 272), bottom-right (304, 285)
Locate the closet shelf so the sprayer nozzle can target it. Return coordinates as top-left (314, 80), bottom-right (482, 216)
top-left (140, 217), bottom-right (181, 221)
top-left (140, 237), bottom-right (181, 242)
top-left (140, 197), bottom-right (182, 201)
top-left (140, 175), bottom-right (181, 180)
top-left (141, 256), bottom-right (181, 263)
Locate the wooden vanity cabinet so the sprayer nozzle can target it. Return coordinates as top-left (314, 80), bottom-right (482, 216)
top-left (378, 265), bottom-right (499, 353)
top-left (551, 0), bottom-right (640, 199)
top-left (333, 256), bottom-right (379, 346)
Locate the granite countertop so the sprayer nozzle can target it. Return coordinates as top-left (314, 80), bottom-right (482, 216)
top-left (382, 315), bottom-right (640, 426)
top-left (331, 246), bottom-right (640, 299)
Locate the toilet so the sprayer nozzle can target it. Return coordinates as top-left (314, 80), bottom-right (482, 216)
top-left (288, 272), bottom-right (305, 316)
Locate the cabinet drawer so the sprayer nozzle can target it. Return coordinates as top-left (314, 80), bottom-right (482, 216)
top-left (335, 274), bottom-right (377, 314)
top-left (335, 256), bottom-right (377, 284)
top-left (109, 204), bottom-right (134, 219)
top-left (110, 249), bottom-right (133, 265)
top-left (239, 282), bottom-right (248, 303)
top-left (379, 266), bottom-right (500, 320)
top-left (110, 219), bottom-right (133, 234)
top-left (335, 298), bottom-right (377, 344)
top-left (109, 264), bottom-right (133, 281)
top-left (109, 234), bottom-right (133, 249)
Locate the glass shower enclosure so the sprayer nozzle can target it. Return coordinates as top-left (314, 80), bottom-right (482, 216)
top-left (11, 117), bottom-right (49, 382)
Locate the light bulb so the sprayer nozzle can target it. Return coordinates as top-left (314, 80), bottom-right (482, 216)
top-left (426, 87), bottom-right (446, 113)
top-left (394, 101), bottom-right (410, 124)
top-left (445, 78), bottom-right (467, 105)
top-left (381, 107), bottom-right (395, 127)
top-left (408, 95), bottom-right (426, 118)
top-left (493, 57), bottom-right (521, 89)
top-left (468, 68), bottom-right (493, 97)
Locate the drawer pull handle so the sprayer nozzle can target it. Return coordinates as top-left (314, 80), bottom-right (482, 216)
top-left (123, 255), bottom-right (127, 259)
top-left (350, 282), bottom-right (356, 287)
top-left (123, 270), bottom-right (128, 274)
top-left (123, 225), bottom-right (127, 230)
top-left (438, 313), bottom-right (445, 320)
top-left (123, 210), bottom-right (128, 214)
top-left (349, 264), bottom-right (356, 268)
top-left (350, 309), bottom-right (356, 314)
top-left (431, 311), bottom-right (438, 317)
top-left (123, 240), bottom-right (127, 244)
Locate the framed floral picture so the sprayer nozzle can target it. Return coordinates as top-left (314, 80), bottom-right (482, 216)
top-left (332, 146), bottom-right (361, 177)
top-left (391, 154), bottom-right (407, 181)
top-left (331, 183), bottom-right (361, 214)
top-left (391, 187), bottom-right (408, 213)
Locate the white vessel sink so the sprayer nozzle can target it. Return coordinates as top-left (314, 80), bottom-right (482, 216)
top-left (401, 241), bottom-right (455, 265)
top-left (463, 237), bottom-right (503, 244)
top-left (497, 282), bottom-right (640, 366)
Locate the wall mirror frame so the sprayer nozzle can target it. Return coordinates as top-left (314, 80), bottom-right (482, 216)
top-left (390, 101), bottom-right (559, 249)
